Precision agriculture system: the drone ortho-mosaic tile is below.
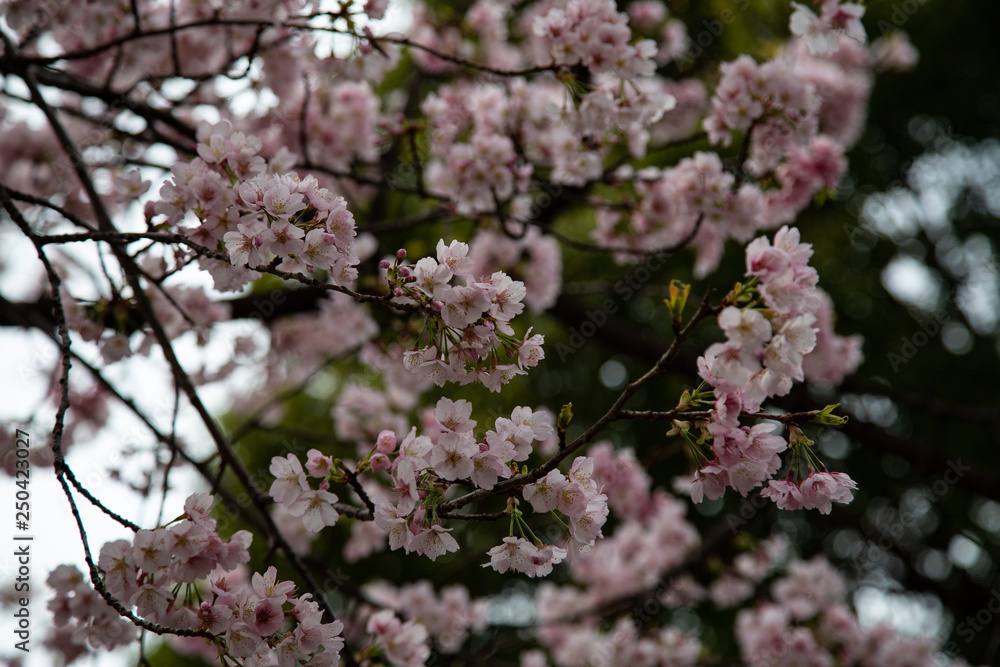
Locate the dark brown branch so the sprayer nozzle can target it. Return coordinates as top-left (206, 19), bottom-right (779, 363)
top-left (168, 0), bottom-right (181, 76)
top-left (26, 229), bottom-right (427, 313)
top-left (298, 73), bottom-right (312, 165)
top-left (128, 0), bottom-right (142, 32)
top-left (0, 62), bottom-right (197, 143)
top-left (1, 184), bottom-right (98, 230)
top-left (63, 465), bottom-right (142, 532)
top-left (17, 16), bottom-right (559, 79)
top-left (341, 464), bottom-right (376, 517)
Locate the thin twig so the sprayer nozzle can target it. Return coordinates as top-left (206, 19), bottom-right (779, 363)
top-left (340, 464), bottom-right (376, 516)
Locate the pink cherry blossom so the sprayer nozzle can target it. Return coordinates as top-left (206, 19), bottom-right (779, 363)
top-left (407, 525), bottom-right (460, 561)
top-left (224, 219), bottom-right (268, 268)
top-left (287, 489), bottom-right (341, 532)
top-left (430, 431), bottom-right (478, 480)
top-left (800, 471), bottom-right (857, 514)
top-left (484, 537), bottom-right (540, 575)
top-left (269, 454), bottom-right (308, 505)
top-left (435, 398), bottom-right (476, 433)
top-left (523, 470), bottom-right (568, 513)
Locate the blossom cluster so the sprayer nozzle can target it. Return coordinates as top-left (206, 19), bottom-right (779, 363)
top-left (691, 226), bottom-right (860, 508)
top-left (267, 397), bottom-right (608, 577)
top-left (386, 240), bottom-right (545, 391)
top-left (762, 469), bottom-right (858, 513)
top-left (188, 566), bottom-right (344, 666)
top-left (484, 536), bottom-right (569, 579)
top-left (704, 54), bottom-right (822, 167)
top-left (790, 1), bottom-right (866, 56)
top-left (269, 453), bottom-right (342, 533)
top-left (533, 443), bottom-right (702, 656)
top-left (520, 455), bottom-right (610, 553)
top-left (149, 121), bottom-right (361, 291)
top-left (421, 75), bottom-right (674, 195)
top-left (736, 556), bottom-right (974, 667)
top-left (595, 152), bottom-right (765, 276)
top-left (366, 609), bottom-right (432, 667)
top-left (569, 491), bottom-right (699, 601)
top-left (364, 580), bottom-right (488, 655)
top-left (425, 131), bottom-right (530, 215)
top-left (532, 617), bottom-right (702, 667)
top-left (50, 493), bottom-right (343, 666)
top-left (46, 564), bottom-right (136, 655)
top-left (467, 227), bottom-right (562, 314)
top-left (371, 400), bottom-right (561, 562)
top-left (529, 0), bottom-right (657, 79)
top-left (590, 35), bottom-right (891, 275)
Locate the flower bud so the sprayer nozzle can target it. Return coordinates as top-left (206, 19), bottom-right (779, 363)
top-left (375, 430), bottom-right (397, 454)
top-left (305, 449), bottom-right (333, 478)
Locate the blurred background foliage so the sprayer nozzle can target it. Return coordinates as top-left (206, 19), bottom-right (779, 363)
top-left (150, 0), bottom-right (1000, 664)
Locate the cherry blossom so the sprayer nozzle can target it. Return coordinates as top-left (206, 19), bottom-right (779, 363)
top-left (485, 536), bottom-right (540, 576)
top-left (406, 525), bottom-right (460, 561)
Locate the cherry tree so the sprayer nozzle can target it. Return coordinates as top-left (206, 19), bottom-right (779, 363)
top-left (0, 1), bottom-right (982, 666)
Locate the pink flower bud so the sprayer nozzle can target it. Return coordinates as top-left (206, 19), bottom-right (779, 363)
top-left (370, 453), bottom-right (391, 470)
top-left (376, 430), bottom-right (397, 454)
top-left (379, 259), bottom-right (391, 269)
top-left (396, 248), bottom-right (407, 260)
top-left (432, 300), bottom-right (443, 311)
top-left (398, 266), bottom-right (412, 278)
top-left (305, 449), bottom-right (333, 478)
top-left (394, 287), bottom-right (405, 297)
